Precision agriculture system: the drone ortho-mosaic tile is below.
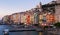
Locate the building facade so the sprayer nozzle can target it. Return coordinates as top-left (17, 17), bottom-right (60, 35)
top-left (2, 0), bottom-right (60, 26)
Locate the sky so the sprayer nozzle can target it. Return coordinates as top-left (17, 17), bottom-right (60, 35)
top-left (0, 0), bottom-right (53, 19)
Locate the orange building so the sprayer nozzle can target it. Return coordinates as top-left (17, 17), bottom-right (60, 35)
top-left (2, 1), bottom-right (59, 26)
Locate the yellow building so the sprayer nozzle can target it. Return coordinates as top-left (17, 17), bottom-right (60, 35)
top-left (12, 13), bottom-right (20, 24)
top-left (2, 1), bottom-right (58, 26)
top-left (20, 12), bottom-right (26, 24)
top-left (39, 15), bottom-right (43, 24)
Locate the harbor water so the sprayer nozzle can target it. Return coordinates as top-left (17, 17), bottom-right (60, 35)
top-left (0, 25), bottom-right (40, 35)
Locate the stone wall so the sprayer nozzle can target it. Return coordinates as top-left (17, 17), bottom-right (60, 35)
top-left (55, 5), bottom-right (60, 22)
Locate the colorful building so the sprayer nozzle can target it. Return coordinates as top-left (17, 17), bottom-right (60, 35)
top-left (2, 0), bottom-right (60, 26)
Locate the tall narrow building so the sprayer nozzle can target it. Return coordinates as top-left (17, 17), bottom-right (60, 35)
top-left (55, 0), bottom-right (60, 22)
top-left (34, 2), bottom-right (42, 25)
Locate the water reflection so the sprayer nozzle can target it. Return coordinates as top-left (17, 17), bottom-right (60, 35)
top-left (0, 25), bottom-right (39, 35)
top-left (0, 25), bottom-right (13, 35)
top-left (0, 25), bottom-right (58, 35)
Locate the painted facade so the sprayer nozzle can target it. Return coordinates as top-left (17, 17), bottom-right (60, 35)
top-left (2, 0), bottom-right (60, 26)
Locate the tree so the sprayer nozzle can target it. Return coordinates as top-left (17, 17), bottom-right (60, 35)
top-left (54, 22), bottom-right (60, 28)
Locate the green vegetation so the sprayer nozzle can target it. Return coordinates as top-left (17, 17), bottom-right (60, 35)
top-left (44, 26), bottom-right (48, 28)
top-left (54, 22), bottom-right (60, 28)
